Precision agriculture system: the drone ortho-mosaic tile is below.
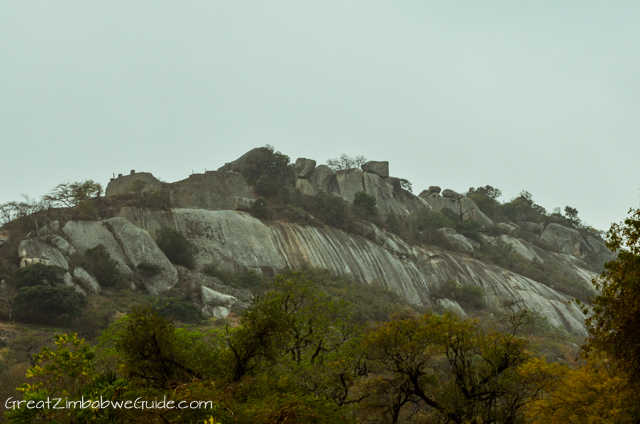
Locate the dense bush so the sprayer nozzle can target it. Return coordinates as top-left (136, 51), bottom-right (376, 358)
top-left (71, 244), bottom-right (125, 288)
top-left (14, 285), bottom-right (87, 324)
top-left (240, 145), bottom-right (295, 197)
top-left (353, 191), bottom-right (378, 219)
top-left (154, 297), bottom-right (203, 324)
top-left (202, 262), bottom-right (264, 290)
top-left (13, 263), bottom-right (65, 288)
top-left (155, 228), bottom-right (198, 269)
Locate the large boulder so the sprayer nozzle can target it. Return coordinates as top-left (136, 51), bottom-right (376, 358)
top-left (62, 221), bottom-right (131, 271)
top-left (18, 239), bottom-right (69, 270)
top-left (442, 189), bottom-right (464, 200)
top-left (540, 223), bottom-right (591, 259)
top-left (586, 236), bottom-right (616, 269)
top-left (496, 222), bottom-right (520, 236)
top-left (72, 267), bottom-right (101, 294)
top-left (295, 158), bottom-right (316, 179)
top-left (201, 286), bottom-right (238, 319)
top-left (459, 198), bottom-right (494, 230)
top-left (105, 217), bottom-right (178, 295)
top-left (169, 171), bottom-right (255, 211)
top-left (361, 161), bottom-right (389, 178)
top-left (105, 171), bottom-right (163, 197)
top-left (424, 193), bottom-right (461, 215)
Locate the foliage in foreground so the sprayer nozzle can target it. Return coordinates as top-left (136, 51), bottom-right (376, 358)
top-left (6, 272), bottom-right (561, 424)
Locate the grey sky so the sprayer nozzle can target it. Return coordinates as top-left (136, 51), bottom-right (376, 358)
top-left (1, 1), bottom-right (638, 232)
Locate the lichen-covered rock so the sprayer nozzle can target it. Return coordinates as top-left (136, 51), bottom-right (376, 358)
top-left (540, 223), bottom-right (591, 259)
top-left (295, 158), bottom-right (316, 179)
top-left (361, 161), bottom-right (389, 178)
top-left (494, 235), bottom-right (544, 263)
top-left (429, 186), bottom-right (441, 194)
top-left (106, 171), bottom-right (163, 197)
top-left (18, 239), bottom-right (69, 270)
top-left (73, 267), bottom-right (101, 294)
top-left (169, 171), bottom-right (255, 211)
top-left (105, 217), bottom-right (177, 295)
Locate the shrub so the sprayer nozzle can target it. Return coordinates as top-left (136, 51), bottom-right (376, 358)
top-left (240, 145), bottom-right (295, 197)
top-left (353, 191), bottom-right (378, 219)
top-left (13, 263), bottom-right (65, 288)
top-left (250, 197), bottom-right (270, 219)
top-left (154, 297), bottom-right (203, 324)
top-left (135, 262), bottom-right (163, 279)
top-left (71, 245), bottom-right (125, 288)
top-left (155, 228), bottom-right (198, 269)
top-left (14, 285), bottom-right (87, 324)
top-left (314, 191), bottom-right (347, 228)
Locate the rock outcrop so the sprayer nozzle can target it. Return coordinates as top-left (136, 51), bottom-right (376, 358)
top-left (62, 218), bottom-right (177, 295)
top-left (361, 161), bottom-right (389, 178)
top-left (295, 158), bottom-right (316, 179)
top-left (106, 171), bottom-right (163, 197)
top-left (540, 223), bottom-right (591, 260)
top-left (117, 207), bottom-right (590, 336)
top-left (420, 191), bottom-right (494, 230)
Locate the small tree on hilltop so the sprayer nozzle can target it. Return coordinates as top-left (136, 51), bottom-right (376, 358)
top-left (326, 154), bottom-right (367, 172)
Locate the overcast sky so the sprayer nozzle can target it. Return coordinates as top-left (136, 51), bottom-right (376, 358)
top-left (1, 1), bottom-right (638, 231)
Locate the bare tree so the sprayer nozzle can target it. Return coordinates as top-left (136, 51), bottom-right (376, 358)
top-left (326, 154), bottom-right (368, 172)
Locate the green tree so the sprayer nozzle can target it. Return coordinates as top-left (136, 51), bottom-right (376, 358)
top-left (155, 228), bottom-right (198, 269)
top-left (14, 286), bottom-right (87, 324)
top-left (353, 191), bottom-right (378, 219)
top-left (359, 313), bottom-right (552, 424)
top-left (13, 263), bottom-right (66, 288)
top-left (71, 244), bottom-right (124, 288)
top-left (240, 145), bottom-right (295, 196)
top-left (584, 207), bottom-right (640, 387)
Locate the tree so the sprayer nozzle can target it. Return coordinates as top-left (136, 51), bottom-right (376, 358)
top-left (358, 313), bottom-right (553, 424)
top-left (326, 154), bottom-right (367, 172)
top-left (155, 227), bottom-right (198, 269)
top-left (130, 179), bottom-right (147, 195)
top-left (0, 279), bottom-right (17, 320)
top-left (43, 180), bottom-right (103, 207)
top-left (13, 263), bottom-right (66, 288)
top-left (239, 145), bottom-right (295, 196)
top-left (14, 286), bottom-right (87, 324)
top-left (584, 207), bottom-right (640, 386)
top-left (353, 191), bottom-right (378, 219)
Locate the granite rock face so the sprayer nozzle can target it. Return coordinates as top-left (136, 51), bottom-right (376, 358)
top-left (420, 192), bottom-right (494, 230)
top-left (73, 267), bottom-right (101, 294)
top-left (18, 239), bottom-right (70, 270)
top-left (62, 218), bottom-right (177, 295)
top-left (540, 223), bottom-right (591, 260)
top-left (118, 207), bottom-right (590, 336)
top-left (436, 228), bottom-right (475, 253)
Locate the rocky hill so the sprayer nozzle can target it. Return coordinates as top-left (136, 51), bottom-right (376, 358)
top-left (5, 147), bottom-right (616, 337)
